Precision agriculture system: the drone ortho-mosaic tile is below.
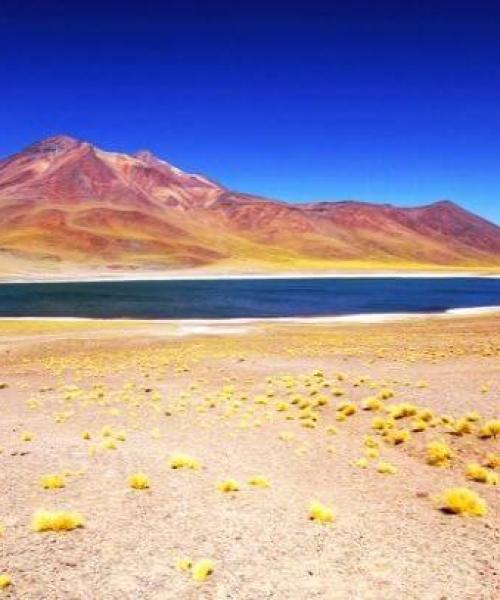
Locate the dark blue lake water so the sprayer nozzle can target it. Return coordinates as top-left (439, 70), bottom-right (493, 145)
top-left (0, 277), bottom-right (498, 319)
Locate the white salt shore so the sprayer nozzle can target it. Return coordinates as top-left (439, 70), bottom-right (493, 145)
top-left (0, 270), bottom-right (499, 284)
top-left (0, 305), bottom-right (498, 337)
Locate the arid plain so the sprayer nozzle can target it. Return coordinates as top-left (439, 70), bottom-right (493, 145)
top-left (0, 314), bottom-right (499, 599)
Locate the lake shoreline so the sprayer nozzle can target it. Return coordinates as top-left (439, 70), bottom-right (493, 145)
top-left (0, 304), bottom-right (498, 329)
top-left (0, 269), bottom-right (499, 284)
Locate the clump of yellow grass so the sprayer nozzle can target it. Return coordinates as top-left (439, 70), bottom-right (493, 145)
top-left (40, 474), bottom-right (66, 489)
top-left (175, 558), bottom-right (192, 572)
top-left (438, 488), bottom-right (487, 517)
top-left (308, 500), bottom-right (334, 523)
top-left (168, 453), bottom-right (200, 470)
top-left (465, 463), bottom-right (499, 485)
top-left (248, 475), bottom-right (270, 488)
top-left (426, 440), bottom-right (453, 467)
top-left (32, 510), bottom-right (84, 532)
top-left (478, 420), bottom-right (500, 439)
top-left (377, 461), bottom-right (397, 475)
top-left (192, 559), bottom-right (215, 582)
top-left (217, 479), bottom-right (240, 493)
top-left (128, 472), bottom-right (150, 489)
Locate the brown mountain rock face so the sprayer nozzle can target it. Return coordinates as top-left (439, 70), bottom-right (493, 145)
top-left (0, 135), bottom-right (498, 275)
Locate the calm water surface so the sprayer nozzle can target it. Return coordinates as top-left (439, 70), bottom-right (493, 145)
top-left (0, 278), bottom-right (498, 319)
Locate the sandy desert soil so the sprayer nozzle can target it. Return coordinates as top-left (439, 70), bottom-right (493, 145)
top-left (0, 315), bottom-right (499, 599)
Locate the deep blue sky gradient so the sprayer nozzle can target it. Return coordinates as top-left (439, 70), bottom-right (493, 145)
top-left (1, 0), bottom-right (499, 223)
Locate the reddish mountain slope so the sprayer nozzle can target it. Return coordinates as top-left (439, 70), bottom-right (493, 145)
top-left (0, 135), bottom-right (498, 275)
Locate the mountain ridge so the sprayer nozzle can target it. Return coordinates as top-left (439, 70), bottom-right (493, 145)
top-left (0, 135), bottom-right (498, 277)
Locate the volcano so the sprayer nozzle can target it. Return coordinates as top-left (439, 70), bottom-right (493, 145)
top-left (0, 135), bottom-right (498, 277)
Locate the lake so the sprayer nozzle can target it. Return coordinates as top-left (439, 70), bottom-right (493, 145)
top-left (0, 277), bottom-right (498, 319)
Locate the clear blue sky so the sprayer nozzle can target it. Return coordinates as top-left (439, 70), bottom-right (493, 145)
top-left (1, 0), bottom-right (499, 223)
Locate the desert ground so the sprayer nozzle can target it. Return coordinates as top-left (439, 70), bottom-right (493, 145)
top-left (0, 315), bottom-right (499, 599)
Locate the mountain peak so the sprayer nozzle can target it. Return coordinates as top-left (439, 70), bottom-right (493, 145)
top-left (25, 134), bottom-right (83, 156)
top-left (430, 199), bottom-right (458, 208)
top-left (134, 149), bottom-right (156, 162)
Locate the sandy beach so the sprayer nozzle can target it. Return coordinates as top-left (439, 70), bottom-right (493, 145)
top-left (0, 314), bottom-right (499, 599)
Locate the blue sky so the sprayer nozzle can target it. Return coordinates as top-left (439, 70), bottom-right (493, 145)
top-left (1, 0), bottom-right (499, 223)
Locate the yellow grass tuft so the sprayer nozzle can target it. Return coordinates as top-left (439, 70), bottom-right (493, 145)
top-left (416, 408), bottom-right (434, 422)
top-left (21, 431), bottom-right (33, 442)
top-left (308, 500), bottom-right (334, 523)
top-left (32, 510), bottom-right (84, 532)
top-left (426, 440), bottom-right (453, 466)
top-left (337, 402), bottom-right (356, 416)
top-left (101, 438), bottom-right (117, 450)
top-left (411, 418), bottom-right (428, 432)
top-left (365, 447), bottom-right (379, 459)
top-left (192, 558), bottom-right (215, 582)
top-left (361, 396), bottom-right (383, 411)
top-left (40, 474), bottom-right (66, 489)
top-left (128, 472), bottom-right (150, 489)
top-left (464, 411), bottom-right (481, 422)
top-left (387, 403), bottom-right (417, 419)
top-left (168, 453), bottom-right (200, 470)
top-left (439, 487), bottom-right (487, 517)
top-left (275, 401), bottom-right (289, 412)
top-left (371, 417), bottom-right (387, 430)
top-left (354, 457), bottom-right (368, 468)
top-left (363, 435), bottom-right (379, 448)
top-left (451, 417), bottom-right (473, 435)
top-left (371, 416), bottom-right (395, 431)
top-left (314, 395), bottom-right (329, 407)
top-left (100, 425), bottom-right (113, 437)
top-left (377, 461), bottom-right (397, 475)
top-left (175, 558), bottom-right (192, 572)
top-left (248, 475), bottom-right (270, 488)
top-left (0, 573), bottom-right (11, 589)
top-left (217, 479), bottom-right (240, 493)
top-left (465, 463), bottom-right (499, 485)
top-left (483, 452), bottom-right (500, 469)
top-left (478, 420), bottom-right (500, 439)
top-left (385, 428), bottom-right (411, 445)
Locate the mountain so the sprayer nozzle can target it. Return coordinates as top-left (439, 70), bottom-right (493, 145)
top-left (0, 135), bottom-right (499, 277)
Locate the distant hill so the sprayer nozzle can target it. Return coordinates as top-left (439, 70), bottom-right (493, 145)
top-left (0, 135), bottom-right (499, 277)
